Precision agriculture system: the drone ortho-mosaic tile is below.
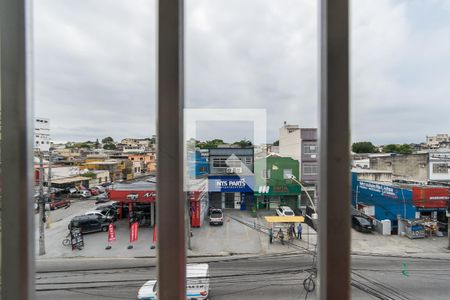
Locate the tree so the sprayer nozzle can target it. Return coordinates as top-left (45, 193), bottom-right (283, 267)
top-left (233, 139), bottom-right (253, 148)
top-left (352, 141), bottom-right (377, 153)
top-left (196, 139), bottom-right (225, 149)
top-left (103, 143), bottom-right (117, 150)
top-left (383, 144), bottom-right (412, 154)
top-left (102, 136), bottom-right (114, 144)
top-left (273, 140), bottom-right (279, 146)
top-left (383, 144), bottom-right (398, 153)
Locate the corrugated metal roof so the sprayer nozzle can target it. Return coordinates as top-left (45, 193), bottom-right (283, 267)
top-left (52, 176), bottom-right (91, 184)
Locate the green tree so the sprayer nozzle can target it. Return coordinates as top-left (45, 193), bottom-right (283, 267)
top-left (233, 139), bottom-right (253, 148)
top-left (81, 172), bottom-right (97, 179)
top-left (352, 141), bottom-right (377, 153)
top-left (273, 140), bottom-right (279, 146)
top-left (197, 139), bottom-right (225, 149)
top-left (398, 144), bottom-right (412, 154)
top-left (103, 143), bottom-right (117, 150)
top-left (383, 144), bottom-right (399, 153)
top-left (102, 136), bottom-right (114, 144)
top-left (382, 144), bottom-right (412, 154)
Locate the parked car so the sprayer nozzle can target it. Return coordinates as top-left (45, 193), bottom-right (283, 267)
top-left (85, 210), bottom-right (116, 221)
top-left (209, 209), bottom-right (223, 226)
top-left (95, 202), bottom-right (119, 219)
top-left (101, 182), bottom-right (113, 188)
top-left (49, 199), bottom-right (71, 210)
top-left (352, 215), bottom-right (374, 233)
top-left (95, 185), bottom-right (106, 193)
top-left (71, 190), bottom-right (91, 199)
top-left (68, 215), bottom-right (111, 233)
top-left (276, 206), bottom-right (295, 217)
top-left (94, 192), bottom-right (109, 204)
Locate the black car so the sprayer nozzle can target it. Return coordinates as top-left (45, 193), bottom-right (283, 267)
top-left (68, 215), bottom-right (111, 234)
top-left (352, 215), bottom-right (374, 233)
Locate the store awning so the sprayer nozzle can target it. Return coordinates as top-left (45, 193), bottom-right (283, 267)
top-left (254, 184), bottom-right (301, 196)
top-left (265, 216), bottom-right (305, 223)
top-left (51, 176), bottom-right (91, 184)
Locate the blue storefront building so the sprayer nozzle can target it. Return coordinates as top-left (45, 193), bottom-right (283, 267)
top-left (208, 147), bottom-right (255, 210)
top-left (352, 172), bottom-right (416, 230)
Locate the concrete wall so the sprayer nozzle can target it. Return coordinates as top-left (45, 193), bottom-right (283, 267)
top-left (279, 126), bottom-right (301, 163)
top-left (370, 154), bottom-right (429, 182)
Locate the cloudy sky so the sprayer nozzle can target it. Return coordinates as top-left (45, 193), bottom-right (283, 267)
top-left (33, 0), bottom-right (450, 145)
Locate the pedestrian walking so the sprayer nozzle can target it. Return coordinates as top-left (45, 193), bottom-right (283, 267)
top-left (297, 223), bottom-right (302, 240)
top-left (269, 228), bottom-right (273, 244)
top-left (278, 228), bottom-right (284, 245)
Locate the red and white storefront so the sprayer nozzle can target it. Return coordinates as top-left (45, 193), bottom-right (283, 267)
top-left (108, 179), bottom-right (209, 228)
top-left (108, 182), bottom-right (157, 226)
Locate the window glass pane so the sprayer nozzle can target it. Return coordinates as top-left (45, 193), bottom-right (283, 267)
top-left (351, 1), bottom-right (450, 299)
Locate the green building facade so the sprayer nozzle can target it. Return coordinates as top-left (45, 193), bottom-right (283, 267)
top-left (254, 156), bottom-right (301, 210)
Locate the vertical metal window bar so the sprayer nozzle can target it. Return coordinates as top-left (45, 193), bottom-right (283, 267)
top-left (1, 0), bottom-right (35, 299)
top-left (318, 0), bottom-right (350, 299)
top-left (157, 0), bottom-right (186, 299)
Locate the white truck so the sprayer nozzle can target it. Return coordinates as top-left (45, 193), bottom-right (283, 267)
top-left (137, 264), bottom-right (210, 300)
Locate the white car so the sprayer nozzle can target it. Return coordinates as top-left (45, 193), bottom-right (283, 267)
top-left (276, 206), bottom-right (295, 217)
top-left (85, 210), bottom-right (113, 220)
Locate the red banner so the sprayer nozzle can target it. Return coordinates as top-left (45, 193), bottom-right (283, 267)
top-left (108, 223), bottom-right (116, 242)
top-left (130, 222), bottom-right (139, 243)
top-left (153, 225), bottom-right (157, 243)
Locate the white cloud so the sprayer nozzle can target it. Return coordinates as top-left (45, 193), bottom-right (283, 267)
top-left (33, 0), bottom-right (450, 144)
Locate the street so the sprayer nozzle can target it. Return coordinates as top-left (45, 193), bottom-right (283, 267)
top-left (36, 253), bottom-right (450, 299)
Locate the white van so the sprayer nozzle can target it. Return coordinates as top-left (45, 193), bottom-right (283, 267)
top-left (137, 264), bottom-right (209, 300)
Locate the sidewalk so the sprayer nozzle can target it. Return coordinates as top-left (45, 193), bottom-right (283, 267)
top-left (35, 206), bottom-right (450, 260)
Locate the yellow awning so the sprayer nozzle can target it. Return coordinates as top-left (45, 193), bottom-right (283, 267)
top-left (264, 216), bottom-right (305, 223)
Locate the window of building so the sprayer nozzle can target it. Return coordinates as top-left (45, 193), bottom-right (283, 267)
top-left (433, 163), bottom-right (448, 174)
top-left (245, 157), bottom-right (252, 165)
top-left (303, 163), bottom-right (318, 176)
top-left (283, 169), bottom-right (293, 179)
top-left (212, 158), bottom-right (227, 168)
top-left (303, 142), bottom-right (317, 154)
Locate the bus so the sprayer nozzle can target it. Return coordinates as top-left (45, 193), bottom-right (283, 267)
top-left (137, 263), bottom-right (210, 300)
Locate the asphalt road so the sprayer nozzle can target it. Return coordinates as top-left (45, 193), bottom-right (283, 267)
top-left (35, 253), bottom-right (450, 299)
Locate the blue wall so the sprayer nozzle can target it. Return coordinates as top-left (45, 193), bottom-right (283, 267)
top-left (187, 150), bottom-right (209, 179)
top-left (352, 173), bottom-right (416, 226)
top-left (208, 175), bottom-right (254, 193)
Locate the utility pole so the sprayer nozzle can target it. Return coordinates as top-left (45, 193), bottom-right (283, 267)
top-left (38, 152), bottom-right (46, 255)
top-left (46, 150), bottom-right (52, 229)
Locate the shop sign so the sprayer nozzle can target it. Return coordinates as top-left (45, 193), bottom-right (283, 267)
top-left (71, 228), bottom-right (84, 250)
top-left (208, 176), bottom-right (254, 193)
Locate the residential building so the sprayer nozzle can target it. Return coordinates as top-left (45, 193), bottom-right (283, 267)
top-left (278, 123), bottom-right (318, 203)
top-left (34, 117), bottom-right (51, 152)
top-left (123, 145), bottom-right (147, 153)
top-left (426, 134), bottom-right (449, 148)
top-left (128, 153), bottom-right (156, 173)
